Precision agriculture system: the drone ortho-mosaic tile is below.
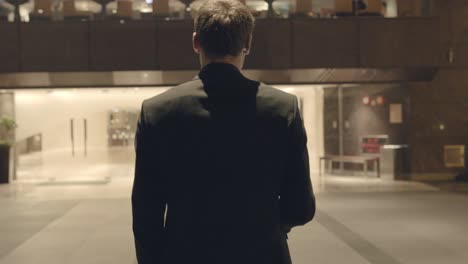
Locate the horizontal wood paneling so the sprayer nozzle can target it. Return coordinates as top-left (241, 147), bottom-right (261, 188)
top-left (245, 19), bottom-right (291, 69)
top-left (157, 20), bottom-right (199, 70)
top-left (21, 21), bottom-right (89, 72)
top-left (0, 18), bottom-right (442, 72)
top-left (89, 21), bottom-right (157, 71)
top-left (0, 23), bottom-right (20, 72)
top-left (292, 19), bottom-right (360, 68)
top-left (360, 18), bottom-right (440, 67)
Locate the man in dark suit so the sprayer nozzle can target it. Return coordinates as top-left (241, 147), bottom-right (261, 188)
top-left (132, 0), bottom-right (315, 263)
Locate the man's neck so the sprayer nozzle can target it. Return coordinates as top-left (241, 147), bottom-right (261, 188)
top-left (200, 55), bottom-right (243, 70)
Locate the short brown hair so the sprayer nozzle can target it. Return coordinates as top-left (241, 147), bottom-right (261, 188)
top-left (194, 0), bottom-right (255, 59)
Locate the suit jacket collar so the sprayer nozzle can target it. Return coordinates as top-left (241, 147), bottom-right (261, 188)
top-left (195, 63), bottom-right (259, 96)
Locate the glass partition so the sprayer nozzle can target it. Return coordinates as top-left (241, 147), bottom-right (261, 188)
top-left (14, 87), bottom-right (168, 182)
top-left (13, 85), bottom-right (323, 184)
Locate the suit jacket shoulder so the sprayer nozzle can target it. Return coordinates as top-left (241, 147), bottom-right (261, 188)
top-left (257, 83), bottom-right (299, 126)
top-left (141, 80), bottom-right (299, 129)
top-left (141, 79), bottom-right (204, 125)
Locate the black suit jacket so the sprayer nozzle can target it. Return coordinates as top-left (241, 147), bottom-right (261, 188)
top-left (132, 63), bottom-right (315, 264)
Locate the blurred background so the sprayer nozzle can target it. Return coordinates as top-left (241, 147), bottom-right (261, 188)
top-left (2, 1), bottom-right (468, 264)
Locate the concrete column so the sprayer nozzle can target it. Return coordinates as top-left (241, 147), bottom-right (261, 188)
top-left (0, 91), bottom-right (16, 181)
top-left (0, 92), bottom-right (15, 120)
top-left (0, 91), bottom-right (15, 150)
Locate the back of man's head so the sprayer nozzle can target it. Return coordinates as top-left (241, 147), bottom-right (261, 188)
top-left (194, 0), bottom-right (255, 59)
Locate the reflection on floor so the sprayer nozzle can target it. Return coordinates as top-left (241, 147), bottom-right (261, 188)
top-left (422, 181), bottom-right (468, 193)
top-left (1, 163), bottom-right (467, 263)
top-left (17, 147), bottom-right (135, 184)
top-left (317, 175), bottom-right (438, 193)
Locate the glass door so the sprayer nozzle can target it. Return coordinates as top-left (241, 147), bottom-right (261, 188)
top-left (14, 88), bottom-right (168, 184)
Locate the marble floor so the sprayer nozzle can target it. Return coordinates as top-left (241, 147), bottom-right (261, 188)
top-left (1, 161), bottom-right (467, 264)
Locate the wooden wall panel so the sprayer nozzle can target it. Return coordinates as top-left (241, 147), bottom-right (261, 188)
top-left (0, 18), bottom-right (443, 72)
top-left (439, 43), bottom-right (468, 67)
top-left (89, 21), bottom-right (157, 71)
top-left (157, 20), bottom-right (199, 70)
top-left (408, 68), bottom-right (468, 175)
top-left (292, 19), bottom-right (359, 68)
top-left (448, 0), bottom-right (468, 43)
top-left (410, 102), bottom-right (468, 138)
top-left (245, 19), bottom-right (291, 69)
top-left (360, 18), bottom-right (440, 67)
top-left (396, 0), bottom-right (423, 17)
top-left (0, 23), bottom-right (20, 72)
top-left (21, 21), bottom-right (89, 72)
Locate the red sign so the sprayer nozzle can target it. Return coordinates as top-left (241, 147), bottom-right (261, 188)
top-left (361, 137), bottom-right (387, 154)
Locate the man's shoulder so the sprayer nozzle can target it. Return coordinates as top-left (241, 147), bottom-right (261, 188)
top-left (142, 79), bottom-right (203, 109)
top-left (254, 83), bottom-right (298, 125)
top-left (140, 79), bottom-right (203, 123)
top-left (257, 83), bottom-right (297, 106)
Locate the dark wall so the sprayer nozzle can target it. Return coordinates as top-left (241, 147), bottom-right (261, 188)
top-left (360, 18), bottom-right (440, 67)
top-left (0, 17), bottom-right (440, 73)
top-left (158, 20), bottom-right (198, 70)
top-left (409, 71), bottom-right (468, 175)
top-left (0, 92), bottom-right (15, 143)
top-left (406, 0), bottom-right (468, 177)
top-left (90, 21), bottom-right (157, 71)
top-left (292, 19), bottom-right (359, 68)
top-left (324, 85), bottom-right (410, 157)
top-left (0, 23), bottom-right (20, 72)
top-left (245, 19), bottom-right (291, 69)
top-left (21, 22), bottom-right (89, 71)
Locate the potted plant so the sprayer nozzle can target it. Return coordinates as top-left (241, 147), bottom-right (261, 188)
top-left (0, 117), bottom-right (17, 184)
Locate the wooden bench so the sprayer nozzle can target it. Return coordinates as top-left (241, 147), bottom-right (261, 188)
top-left (319, 155), bottom-right (380, 177)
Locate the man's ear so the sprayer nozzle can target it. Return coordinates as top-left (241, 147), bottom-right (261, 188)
top-left (192, 32), bottom-right (201, 54)
top-left (244, 33), bottom-right (253, 55)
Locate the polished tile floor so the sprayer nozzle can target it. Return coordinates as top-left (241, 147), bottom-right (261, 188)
top-left (1, 161), bottom-right (467, 264)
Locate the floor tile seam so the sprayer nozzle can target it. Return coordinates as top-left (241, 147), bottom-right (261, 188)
top-left (2, 199), bottom-right (115, 259)
top-left (319, 218), bottom-right (462, 256)
top-left (0, 200), bottom-right (81, 260)
top-left (315, 209), bottom-right (404, 264)
top-left (404, 226), bottom-right (466, 258)
top-left (317, 190), bottom-right (439, 195)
